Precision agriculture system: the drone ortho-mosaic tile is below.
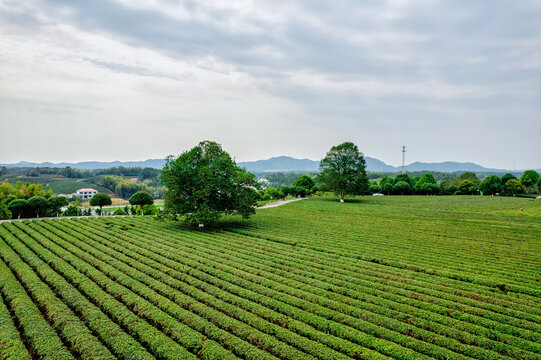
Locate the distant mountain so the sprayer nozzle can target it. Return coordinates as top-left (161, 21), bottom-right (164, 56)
top-left (1, 159), bottom-right (167, 170)
top-left (1, 157), bottom-right (537, 173)
top-left (237, 156), bottom-right (319, 173)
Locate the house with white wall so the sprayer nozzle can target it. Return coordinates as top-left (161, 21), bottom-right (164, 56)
top-left (76, 188), bottom-right (98, 199)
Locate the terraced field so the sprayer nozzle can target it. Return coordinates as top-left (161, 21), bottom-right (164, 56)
top-left (0, 196), bottom-right (539, 359)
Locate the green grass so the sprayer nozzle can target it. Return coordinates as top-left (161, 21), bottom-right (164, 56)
top-left (0, 196), bottom-right (539, 359)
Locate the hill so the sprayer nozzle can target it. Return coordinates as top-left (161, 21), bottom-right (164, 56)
top-left (2, 157), bottom-right (538, 173)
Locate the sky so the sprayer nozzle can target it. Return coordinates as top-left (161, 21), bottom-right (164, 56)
top-left (0, 0), bottom-right (540, 169)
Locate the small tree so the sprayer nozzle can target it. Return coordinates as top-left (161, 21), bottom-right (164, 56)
top-left (504, 179), bottom-right (523, 196)
top-left (519, 170), bottom-right (540, 190)
top-left (27, 196), bottom-right (49, 218)
top-left (500, 173), bottom-right (517, 185)
top-left (420, 182), bottom-right (440, 195)
top-left (48, 196), bottom-right (69, 217)
top-left (129, 191), bottom-right (154, 214)
top-left (317, 142), bottom-right (368, 202)
top-left (8, 199), bottom-right (27, 219)
top-left (458, 180), bottom-right (477, 195)
top-left (63, 205), bottom-right (82, 217)
top-left (369, 184), bottom-right (382, 193)
top-left (293, 175), bottom-right (316, 196)
top-left (394, 174), bottom-right (414, 188)
top-left (393, 181), bottom-right (411, 195)
top-left (89, 193), bottom-right (112, 213)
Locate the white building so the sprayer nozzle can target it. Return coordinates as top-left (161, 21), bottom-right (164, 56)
top-left (76, 188), bottom-right (98, 199)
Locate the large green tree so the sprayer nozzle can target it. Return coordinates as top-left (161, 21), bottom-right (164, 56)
top-left (500, 173), bottom-right (517, 185)
top-left (415, 173), bottom-right (438, 194)
top-left (520, 170), bottom-right (539, 188)
top-left (317, 142), bottom-right (368, 202)
top-left (161, 140), bottom-right (259, 226)
top-left (504, 179), bottom-right (523, 196)
top-left (479, 175), bottom-right (502, 195)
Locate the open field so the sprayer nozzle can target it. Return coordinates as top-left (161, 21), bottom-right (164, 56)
top-left (0, 196), bottom-right (539, 359)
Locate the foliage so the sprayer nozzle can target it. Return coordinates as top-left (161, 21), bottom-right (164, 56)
top-left (27, 196), bottom-right (49, 218)
top-left (142, 204), bottom-right (159, 215)
top-left (7, 199), bottom-right (27, 219)
top-left (113, 207), bottom-right (127, 215)
top-left (479, 175), bottom-right (502, 195)
top-left (394, 174), bottom-right (414, 188)
top-left (378, 176), bottom-right (394, 189)
top-left (457, 180), bottom-right (477, 195)
top-left (504, 179), bottom-right (524, 196)
top-left (48, 196), bottom-right (69, 216)
top-left (129, 191), bottom-right (154, 208)
top-left (369, 184), bottom-right (382, 193)
top-left (63, 205), bottom-right (82, 216)
top-left (520, 170), bottom-right (540, 189)
top-left (392, 181), bottom-right (411, 195)
top-left (456, 172), bottom-right (480, 187)
top-left (500, 173), bottom-right (517, 185)
top-left (419, 182), bottom-right (440, 195)
top-left (292, 175), bottom-right (316, 196)
top-left (317, 142), bottom-right (368, 202)
top-left (89, 193), bottom-right (112, 210)
top-left (0, 201), bottom-right (11, 220)
top-left (161, 140), bottom-right (259, 226)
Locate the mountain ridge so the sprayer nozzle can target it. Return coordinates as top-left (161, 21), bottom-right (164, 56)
top-left (2, 156), bottom-right (538, 173)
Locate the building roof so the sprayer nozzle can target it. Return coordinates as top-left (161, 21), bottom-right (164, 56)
top-left (77, 188), bottom-right (98, 192)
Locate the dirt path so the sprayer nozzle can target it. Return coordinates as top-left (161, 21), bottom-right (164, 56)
top-left (257, 197), bottom-right (306, 209)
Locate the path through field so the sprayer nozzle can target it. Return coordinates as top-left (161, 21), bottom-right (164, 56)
top-left (257, 197), bottom-right (306, 209)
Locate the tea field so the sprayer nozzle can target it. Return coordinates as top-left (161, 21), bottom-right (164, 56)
top-left (0, 196), bottom-right (540, 359)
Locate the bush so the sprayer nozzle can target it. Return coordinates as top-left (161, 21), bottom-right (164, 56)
top-left (142, 204), bottom-right (159, 215)
top-left (63, 205), bottom-right (82, 217)
top-left (113, 208), bottom-right (127, 215)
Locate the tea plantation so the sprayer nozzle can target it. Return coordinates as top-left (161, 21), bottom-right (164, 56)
top-left (0, 196), bottom-right (539, 359)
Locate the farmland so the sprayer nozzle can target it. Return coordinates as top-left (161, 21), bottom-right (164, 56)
top-left (0, 196), bottom-right (540, 359)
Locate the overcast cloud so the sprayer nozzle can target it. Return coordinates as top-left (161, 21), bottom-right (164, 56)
top-left (0, 0), bottom-right (540, 169)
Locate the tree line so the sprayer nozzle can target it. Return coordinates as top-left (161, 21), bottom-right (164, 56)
top-left (370, 170), bottom-right (540, 196)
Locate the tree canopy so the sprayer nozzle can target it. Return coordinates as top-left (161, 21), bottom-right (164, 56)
top-left (504, 179), bottom-right (523, 196)
top-left (479, 175), bottom-right (502, 195)
top-left (129, 191), bottom-right (154, 208)
top-left (48, 196), bottom-right (69, 216)
top-left (519, 170), bottom-right (539, 188)
top-left (161, 140), bottom-right (259, 226)
top-left (89, 193), bottom-right (112, 211)
top-left (27, 196), bottom-right (49, 218)
top-left (317, 142), bottom-right (368, 202)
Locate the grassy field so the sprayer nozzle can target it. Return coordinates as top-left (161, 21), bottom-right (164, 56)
top-left (0, 196), bottom-right (539, 359)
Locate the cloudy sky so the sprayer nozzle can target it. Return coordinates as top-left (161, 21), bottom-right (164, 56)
top-left (1, 0), bottom-right (540, 169)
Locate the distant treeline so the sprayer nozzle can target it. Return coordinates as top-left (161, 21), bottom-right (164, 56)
top-left (1, 166), bottom-right (160, 180)
top-left (369, 171), bottom-right (540, 196)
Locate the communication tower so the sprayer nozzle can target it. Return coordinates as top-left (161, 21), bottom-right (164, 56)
top-left (402, 146), bottom-right (407, 173)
